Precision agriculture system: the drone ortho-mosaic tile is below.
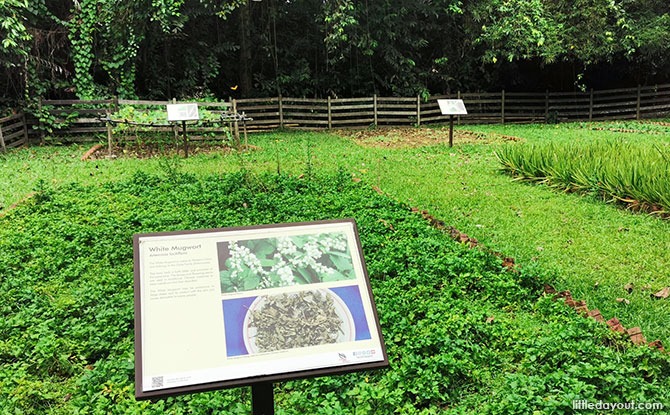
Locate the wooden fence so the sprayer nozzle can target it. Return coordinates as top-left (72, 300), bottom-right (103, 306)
top-left (4, 83), bottom-right (670, 145)
top-left (33, 98), bottom-right (238, 142)
top-left (0, 112), bottom-right (29, 152)
top-left (237, 84), bottom-right (670, 130)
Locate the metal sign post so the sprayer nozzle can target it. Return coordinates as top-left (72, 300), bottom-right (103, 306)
top-left (252, 382), bottom-right (274, 415)
top-left (181, 120), bottom-right (188, 158)
top-left (167, 103), bottom-right (200, 157)
top-left (437, 99), bottom-right (467, 147)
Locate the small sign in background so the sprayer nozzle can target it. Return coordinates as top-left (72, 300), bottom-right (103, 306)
top-left (166, 103), bottom-right (200, 122)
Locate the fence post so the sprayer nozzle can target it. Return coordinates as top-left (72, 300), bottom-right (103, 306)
top-left (21, 112), bottom-right (29, 146)
top-left (38, 97), bottom-right (45, 144)
top-left (278, 95), bottom-right (284, 129)
top-left (327, 96), bottom-right (332, 129)
top-left (416, 95), bottom-right (421, 127)
top-left (545, 89), bottom-right (549, 123)
top-left (0, 119), bottom-right (5, 152)
top-left (232, 99), bottom-right (240, 143)
top-left (636, 85), bottom-right (641, 120)
top-left (457, 91), bottom-right (462, 125)
top-left (501, 89), bottom-right (505, 124)
top-left (373, 94), bottom-right (378, 127)
top-left (589, 89), bottom-right (594, 122)
top-left (106, 109), bottom-right (113, 156)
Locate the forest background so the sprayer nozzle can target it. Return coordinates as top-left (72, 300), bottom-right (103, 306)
top-left (2, 0), bottom-right (670, 110)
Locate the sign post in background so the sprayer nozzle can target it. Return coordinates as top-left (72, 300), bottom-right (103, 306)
top-left (437, 99), bottom-right (467, 147)
top-left (166, 103), bottom-right (200, 157)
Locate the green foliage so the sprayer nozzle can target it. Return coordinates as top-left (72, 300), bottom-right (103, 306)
top-left (68, 0), bottom-right (144, 99)
top-left (317, 0), bottom-right (469, 96)
top-left (110, 104), bottom-right (232, 150)
top-left (0, 0), bottom-right (70, 108)
top-left (473, 0), bottom-right (561, 64)
top-left (1, 126), bottom-right (669, 348)
top-left (495, 138), bottom-right (670, 215)
top-left (150, 0), bottom-right (186, 33)
top-left (1, 169), bottom-right (669, 413)
top-left (323, 0), bottom-right (357, 64)
top-left (0, 0), bottom-right (32, 62)
top-left (580, 120), bottom-right (670, 134)
top-left (114, 105), bottom-right (222, 130)
top-left (472, 0), bottom-right (636, 67)
top-left (3, 0), bottom-right (670, 101)
top-left (32, 104), bottom-right (82, 136)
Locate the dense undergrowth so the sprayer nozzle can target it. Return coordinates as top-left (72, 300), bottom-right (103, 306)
top-left (1, 169), bottom-right (669, 414)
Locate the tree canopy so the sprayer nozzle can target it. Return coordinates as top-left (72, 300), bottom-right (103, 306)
top-left (2, 0), bottom-right (669, 105)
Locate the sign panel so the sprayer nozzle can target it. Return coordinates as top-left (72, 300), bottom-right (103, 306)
top-left (166, 103), bottom-right (200, 122)
top-left (133, 219), bottom-right (388, 399)
top-left (437, 99), bottom-right (467, 115)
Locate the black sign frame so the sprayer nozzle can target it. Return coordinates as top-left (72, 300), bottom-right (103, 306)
top-left (133, 219), bottom-right (388, 400)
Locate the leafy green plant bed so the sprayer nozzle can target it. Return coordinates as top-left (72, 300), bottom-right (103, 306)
top-left (494, 138), bottom-right (670, 216)
top-left (2, 125), bottom-right (669, 345)
top-left (578, 121), bottom-right (670, 135)
top-left (1, 170), bottom-right (669, 414)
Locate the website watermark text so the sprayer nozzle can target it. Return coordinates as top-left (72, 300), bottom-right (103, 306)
top-left (573, 400), bottom-right (664, 412)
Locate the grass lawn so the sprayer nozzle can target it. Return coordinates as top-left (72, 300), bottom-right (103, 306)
top-left (1, 123), bottom-right (670, 413)
top-left (1, 123), bottom-right (669, 347)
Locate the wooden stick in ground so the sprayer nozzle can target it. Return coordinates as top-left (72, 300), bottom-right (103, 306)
top-left (106, 110), bottom-right (113, 156)
top-left (243, 120), bottom-right (248, 149)
top-left (0, 121), bottom-right (6, 152)
top-left (182, 121), bottom-right (188, 158)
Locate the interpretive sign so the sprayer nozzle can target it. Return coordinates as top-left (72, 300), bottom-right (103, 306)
top-left (437, 99), bottom-right (467, 115)
top-left (166, 103), bottom-right (199, 157)
top-left (166, 103), bottom-right (200, 122)
top-left (437, 99), bottom-right (468, 147)
top-left (133, 219), bottom-right (388, 399)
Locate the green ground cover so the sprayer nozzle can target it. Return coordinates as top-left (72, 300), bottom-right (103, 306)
top-left (1, 123), bottom-right (669, 347)
top-left (1, 170), bottom-right (669, 414)
top-left (495, 137), bottom-right (669, 215)
top-left (1, 122), bottom-right (669, 413)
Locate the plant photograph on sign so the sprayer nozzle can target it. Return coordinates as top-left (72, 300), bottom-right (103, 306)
top-left (222, 286), bottom-right (371, 357)
top-left (217, 232), bottom-right (355, 293)
top-left (246, 289), bottom-right (352, 353)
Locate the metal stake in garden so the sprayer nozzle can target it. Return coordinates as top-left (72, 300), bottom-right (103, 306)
top-left (252, 382), bottom-right (275, 415)
top-left (437, 99), bottom-right (467, 147)
top-left (181, 120), bottom-right (188, 157)
top-left (167, 103), bottom-right (200, 158)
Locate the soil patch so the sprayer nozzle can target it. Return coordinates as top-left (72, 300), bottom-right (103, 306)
top-left (83, 142), bottom-right (257, 160)
top-left (334, 127), bottom-right (522, 148)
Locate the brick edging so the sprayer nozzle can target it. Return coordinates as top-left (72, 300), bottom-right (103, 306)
top-left (543, 284), bottom-right (665, 352)
top-left (413, 206), bottom-right (666, 353)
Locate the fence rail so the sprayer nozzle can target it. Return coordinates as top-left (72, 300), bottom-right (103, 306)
top-left (0, 112), bottom-right (29, 152)
top-left (5, 84), bottom-right (670, 145)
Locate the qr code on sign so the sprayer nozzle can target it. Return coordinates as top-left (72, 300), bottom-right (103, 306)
top-left (151, 376), bottom-right (164, 388)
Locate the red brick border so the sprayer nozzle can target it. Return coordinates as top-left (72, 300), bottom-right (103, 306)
top-left (414, 206), bottom-right (666, 353)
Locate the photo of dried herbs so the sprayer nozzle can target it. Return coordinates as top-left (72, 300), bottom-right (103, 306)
top-left (244, 290), bottom-right (354, 353)
top-left (218, 232), bottom-right (355, 293)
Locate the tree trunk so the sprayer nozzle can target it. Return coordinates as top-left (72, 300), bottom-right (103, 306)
top-left (239, 1), bottom-right (253, 97)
